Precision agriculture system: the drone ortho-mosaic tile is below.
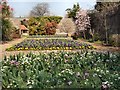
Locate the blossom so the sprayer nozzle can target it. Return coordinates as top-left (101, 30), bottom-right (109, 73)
top-left (10, 60), bottom-right (19, 66)
top-left (75, 9), bottom-right (90, 34)
top-left (68, 81), bottom-right (72, 85)
top-left (76, 72), bottom-right (80, 77)
top-left (101, 81), bottom-right (110, 90)
top-left (11, 8), bottom-right (13, 11)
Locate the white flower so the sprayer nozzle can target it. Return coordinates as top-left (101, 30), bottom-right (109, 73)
top-left (110, 82), bottom-right (113, 84)
top-left (61, 70), bottom-right (65, 73)
top-left (85, 82), bottom-right (87, 85)
top-left (118, 77), bottom-right (120, 80)
top-left (106, 70), bottom-right (109, 73)
top-left (96, 69), bottom-right (100, 72)
top-left (58, 73), bottom-right (62, 76)
top-left (63, 78), bottom-right (66, 81)
top-left (27, 80), bottom-right (31, 85)
top-left (76, 72), bottom-right (80, 76)
top-left (46, 80), bottom-right (50, 83)
top-left (7, 85), bottom-right (10, 88)
top-left (68, 81), bottom-right (72, 85)
top-left (102, 81), bottom-right (109, 85)
top-left (93, 73), bottom-right (97, 77)
top-left (29, 85), bottom-right (32, 88)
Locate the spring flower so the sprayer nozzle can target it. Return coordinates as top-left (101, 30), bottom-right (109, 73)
top-left (101, 81), bottom-right (110, 90)
top-left (65, 59), bottom-right (68, 63)
top-left (68, 81), bottom-right (72, 85)
top-left (27, 80), bottom-right (31, 85)
top-left (11, 7), bottom-right (13, 11)
top-left (76, 72), bottom-right (80, 77)
top-left (118, 77), bottom-right (120, 80)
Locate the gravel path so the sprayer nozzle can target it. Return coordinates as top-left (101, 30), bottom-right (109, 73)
top-left (0, 38), bottom-right (26, 60)
top-left (78, 39), bottom-right (120, 52)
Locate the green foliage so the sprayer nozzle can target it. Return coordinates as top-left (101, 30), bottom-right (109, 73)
top-left (2, 51), bottom-right (120, 89)
top-left (109, 34), bottom-right (120, 47)
top-left (89, 2), bottom-right (120, 45)
top-left (66, 3), bottom-right (80, 20)
top-left (2, 18), bottom-right (13, 41)
top-left (28, 16), bottom-right (62, 35)
top-left (1, 0), bottom-right (13, 41)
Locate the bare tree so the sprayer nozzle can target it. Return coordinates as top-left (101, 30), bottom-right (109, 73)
top-left (30, 3), bottom-right (50, 17)
top-left (57, 18), bottom-right (76, 35)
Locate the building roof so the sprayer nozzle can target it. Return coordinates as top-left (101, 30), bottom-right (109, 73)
top-left (20, 25), bottom-right (28, 31)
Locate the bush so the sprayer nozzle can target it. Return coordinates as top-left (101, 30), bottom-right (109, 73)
top-left (28, 16), bottom-right (62, 35)
top-left (45, 21), bottom-right (57, 35)
top-left (2, 18), bottom-right (13, 41)
top-left (109, 34), bottom-right (120, 47)
top-left (71, 33), bottom-right (78, 40)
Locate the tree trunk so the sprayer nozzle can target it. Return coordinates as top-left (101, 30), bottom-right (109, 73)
top-left (83, 31), bottom-right (86, 39)
top-left (105, 16), bottom-right (109, 44)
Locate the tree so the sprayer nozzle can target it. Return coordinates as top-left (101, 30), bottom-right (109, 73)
top-left (30, 3), bottom-right (50, 17)
top-left (1, 0), bottom-right (14, 41)
top-left (66, 3), bottom-right (80, 20)
top-left (94, 2), bottom-right (120, 44)
top-left (57, 18), bottom-right (76, 35)
top-left (45, 21), bottom-right (57, 35)
top-left (75, 9), bottom-right (91, 39)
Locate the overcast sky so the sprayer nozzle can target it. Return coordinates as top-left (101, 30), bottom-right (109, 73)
top-left (8, 0), bottom-right (96, 17)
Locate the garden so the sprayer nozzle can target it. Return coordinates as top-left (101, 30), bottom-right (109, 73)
top-left (6, 39), bottom-right (94, 51)
top-left (1, 0), bottom-right (120, 89)
top-left (2, 51), bottom-right (120, 89)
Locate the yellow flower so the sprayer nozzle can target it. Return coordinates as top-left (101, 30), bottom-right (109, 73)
top-left (49, 48), bottom-right (52, 50)
top-left (17, 48), bottom-right (20, 50)
top-left (30, 48), bottom-right (33, 50)
top-left (25, 47), bottom-right (28, 50)
top-left (82, 46), bottom-right (84, 48)
top-left (79, 46), bottom-right (82, 49)
top-left (66, 47), bottom-right (69, 50)
top-left (56, 47), bottom-right (59, 49)
top-left (69, 47), bottom-right (72, 50)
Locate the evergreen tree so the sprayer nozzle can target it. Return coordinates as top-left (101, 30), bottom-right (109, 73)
top-left (66, 3), bottom-right (80, 20)
top-left (1, 0), bottom-right (13, 41)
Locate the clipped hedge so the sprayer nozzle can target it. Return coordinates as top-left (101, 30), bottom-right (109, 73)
top-left (35, 16), bottom-right (62, 24)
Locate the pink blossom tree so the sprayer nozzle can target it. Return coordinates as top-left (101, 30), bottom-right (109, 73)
top-left (75, 9), bottom-right (91, 39)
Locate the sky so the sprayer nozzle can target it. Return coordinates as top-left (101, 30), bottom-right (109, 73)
top-left (7, 0), bottom-right (96, 17)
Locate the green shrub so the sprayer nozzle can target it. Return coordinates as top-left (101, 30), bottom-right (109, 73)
top-left (28, 16), bottom-right (62, 35)
top-left (109, 34), bottom-right (120, 47)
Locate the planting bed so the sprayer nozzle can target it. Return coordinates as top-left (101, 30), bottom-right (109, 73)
top-left (28, 35), bottom-right (68, 38)
top-left (6, 39), bottom-right (95, 51)
top-left (2, 51), bottom-right (120, 89)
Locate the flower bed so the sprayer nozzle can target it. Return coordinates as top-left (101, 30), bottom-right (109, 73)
top-left (6, 39), bottom-right (95, 51)
top-left (28, 35), bottom-right (68, 38)
top-left (2, 51), bottom-right (120, 89)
